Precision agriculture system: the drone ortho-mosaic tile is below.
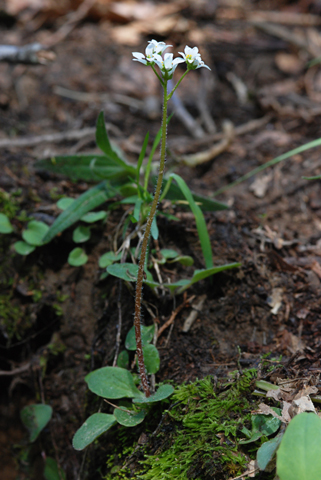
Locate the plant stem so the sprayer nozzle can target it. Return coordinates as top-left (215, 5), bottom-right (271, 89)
top-left (134, 81), bottom-right (168, 397)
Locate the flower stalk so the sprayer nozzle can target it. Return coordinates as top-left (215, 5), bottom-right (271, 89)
top-left (132, 40), bottom-right (210, 397)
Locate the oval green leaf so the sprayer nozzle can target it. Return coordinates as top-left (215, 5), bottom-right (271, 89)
top-left (277, 412), bottom-right (321, 480)
top-left (133, 384), bottom-right (174, 404)
top-left (125, 324), bottom-right (155, 351)
top-left (99, 251), bottom-right (122, 268)
top-left (56, 197), bottom-right (75, 210)
top-left (68, 247), bottom-right (88, 266)
top-left (107, 263), bottom-right (139, 282)
top-left (0, 213), bottom-right (13, 233)
top-left (113, 408), bottom-right (146, 427)
top-left (72, 413), bottom-right (116, 450)
top-left (20, 403), bottom-right (52, 442)
top-left (143, 344), bottom-right (160, 374)
top-left (14, 241), bottom-right (36, 255)
top-left (72, 225), bottom-right (91, 243)
top-left (22, 221), bottom-right (49, 246)
top-left (44, 457), bottom-right (66, 480)
top-left (116, 350), bottom-right (129, 369)
top-left (85, 366), bottom-right (143, 399)
top-left (80, 211), bottom-right (108, 223)
top-left (257, 433), bottom-right (283, 471)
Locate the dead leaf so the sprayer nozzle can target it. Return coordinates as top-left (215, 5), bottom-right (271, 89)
top-left (267, 288), bottom-right (283, 315)
top-left (249, 172), bottom-right (273, 198)
top-left (275, 53), bottom-right (304, 75)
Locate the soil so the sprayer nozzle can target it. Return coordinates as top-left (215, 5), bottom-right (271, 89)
top-left (1, 1), bottom-right (321, 479)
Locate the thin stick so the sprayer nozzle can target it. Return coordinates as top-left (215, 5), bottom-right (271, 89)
top-left (157, 295), bottom-right (194, 338)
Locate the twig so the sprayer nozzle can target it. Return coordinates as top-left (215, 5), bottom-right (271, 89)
top-left (0, 362), bottom-right (30, 376)
top-left (251, 21), bottom-right (319, 57)
top-left (171, 114), bottom-right (272, 152)
top-left (248, 10), bottom-right (321, 26)
top-left (45, 0), bottom-right (97, 47)
top-left (197, 69), bottom-right (217, 134)
top-left (103, 399), bottom-right (132, 414)
top-left (229, 467), bottom-right (259, 480)
top-left (0, 123), bottom-right (120, 149)
top-left (0, 43), bottom-right (55, 64)
top-left (182, 294), bottom-right (207, 333)
top-left (157, 295), bottom-right (194, 338)
top-left (168, 80), bottom-right (205, 139)
top-left (180, 120), bottom-right (234, 166)
top-left (54, 86), bottom-right (144, 110)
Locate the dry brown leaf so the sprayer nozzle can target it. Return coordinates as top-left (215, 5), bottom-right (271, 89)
top-left (275, 53), bottom-right (304, 75)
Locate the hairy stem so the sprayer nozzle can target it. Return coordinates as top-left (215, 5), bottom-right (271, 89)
top-left (134, 81), bottom-right (168, 397)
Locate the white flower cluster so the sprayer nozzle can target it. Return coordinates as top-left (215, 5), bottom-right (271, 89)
top-left (132, 40), bottom-right (210, 79)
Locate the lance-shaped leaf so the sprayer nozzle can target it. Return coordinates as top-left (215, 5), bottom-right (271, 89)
top-left (42, 181), bottom-right (116, 243)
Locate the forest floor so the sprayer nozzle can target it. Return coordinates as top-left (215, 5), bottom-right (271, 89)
top-left (1, 1), bottom-right (321, 479)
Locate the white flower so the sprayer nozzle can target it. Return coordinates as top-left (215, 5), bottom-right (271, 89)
top-left (132, 39), bottom-right (171, 65)
top-left (179, 45), bottom-right (211, 70)
top-left (153, 52), bottom-right (185, 79)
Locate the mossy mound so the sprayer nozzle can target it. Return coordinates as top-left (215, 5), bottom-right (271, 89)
top-left (105, 369), bottom-right (258, 479)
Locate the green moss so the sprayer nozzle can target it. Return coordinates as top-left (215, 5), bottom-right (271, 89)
top-left (104, 370), bottom-right (258, 480)
top-left (0, 294), bottom-right (23, 339)
top-left (0, 189), bottom-right (19, 219)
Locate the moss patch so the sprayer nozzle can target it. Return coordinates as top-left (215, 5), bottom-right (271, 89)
top-left (104, 369), bottom-right (258, 480)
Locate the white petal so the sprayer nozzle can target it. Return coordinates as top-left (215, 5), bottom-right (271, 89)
top-left (172, 57), bottom-right (185, 66)
top-left (132, 52), bottom-right (145, 59)
top-left (164, 53), bottom-right (174, 69)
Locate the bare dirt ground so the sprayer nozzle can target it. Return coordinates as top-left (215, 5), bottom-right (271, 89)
top-left (1, 0), bottom-right (321, 478)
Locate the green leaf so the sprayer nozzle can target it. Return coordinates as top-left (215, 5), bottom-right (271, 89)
top-left (20, 404), bottom-right (52, 442)
top-left (302, 174), bottom-right (321, 180)
top-left (133, 384), bottom-right (174, 404)
top-left (133, 197), bottom-right (143, 222)
top-left (116, 350), bottom-right (129, 369)
top-left (96, 112), bottom-right (135, 175)
top-left (14, 241), bottom-right (35, 255)
top-left (107, 263), bottom-right (139, 282)
top-left (99, 251), bottom-right (122, 268)
top-left (174, 263), bottom-right (241, 294)
top-left (257, 433), bottom-right (283, 471)
top-left (164, 178), bottom-right (228, 212)
top-left (72, 225), bottom-right (91, 243)
top-left (68, 247), bottom-right (88, 266)
top-left (170, 174), bottom-right (213, 269)
top-left (36, 154), bottom-right (135, 182)
top-left (170, 255), bottom-right (194, 266)
top-left (277, 412), bottom-right (321, 480)
top-left (0, 213), bottom-right (13, 233)
top-left (252, 409), bottom-right (281, 436)
top-left (43, 181), bottom-right (115, 244)
top-left (125, 324), bottom-right (155, 351)
top-left (81, 210), bottom-right (108, 223)
top-left (239, 431), bottom-right (264, 445)
top-left (85, 366), bottom-right (143, 399)
top-left (72, 413), bottom-right (116, 450)
top-left (56, 197), bottom-right (75, 210)
top-left (213, 136), bottom-right (321, 197)
top-left (240, 408), bottom-right (282, 444)
top-left (143, 344), bottom-right (160, 374)
top-left (159, 249), bottom-right (179, 261)
top-left (44, 457), bottom-right (66, 480)
top-left (22, 221), bottom-right (49, 246)
top-left (113, 408), bottom-right (146, 427)
top-left (151, 216), bottom-right (158, 240)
